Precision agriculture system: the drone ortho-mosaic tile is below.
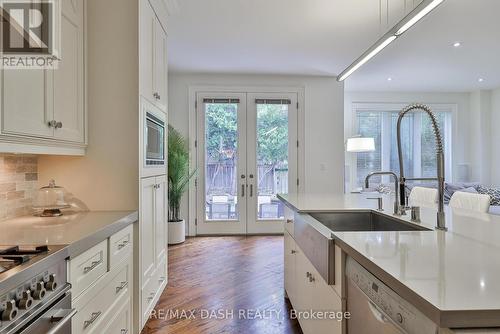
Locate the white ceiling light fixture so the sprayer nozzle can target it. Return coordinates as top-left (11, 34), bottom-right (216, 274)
top-left (453, 41), bottom-right (462, 47)
top-left (478, 78), bottom-right (484, 82)
top-left (337, 0), bottom-right (445, 82)
top-left (387, 77), bottom-right (393, 81)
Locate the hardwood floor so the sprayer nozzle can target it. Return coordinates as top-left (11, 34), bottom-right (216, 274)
top-left (141, 236), bottom-right (303, 334)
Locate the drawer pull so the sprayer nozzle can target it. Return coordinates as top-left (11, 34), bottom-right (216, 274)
top-left (83, 311), bottom-right (102, 329)
top-left (159, 276), bottom-right (166, 283)
top-left (291, 250), bottom-right (297, 254)
top-left (116, 281), bottom-right (129, 294)
top-left (147, 292), bottom-right (155, 302)
top-left (286, 219), bottom-right (293, 224)
top-left (121, 330), bottom-right (129, 334)
top-left (117, 240), bottom-right (130, 250)
top-left (306, 272), bottom-right (311, 278)
top-left (83, 260), bottom-right (102, 274)
top-left (309, 275), bottom-right (315, 283)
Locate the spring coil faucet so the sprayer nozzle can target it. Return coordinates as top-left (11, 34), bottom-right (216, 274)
top-left (397, 103), bottom-right (446, 230)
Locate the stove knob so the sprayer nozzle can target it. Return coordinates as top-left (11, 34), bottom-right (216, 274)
top-left (45, 274), bottom-right (57, 291)
top-left (33, 282), bottom-right (46, 300)
top-left (1, 300), bottom-right (19, 321)
top-left (18, 290), bottom-right (34, 310)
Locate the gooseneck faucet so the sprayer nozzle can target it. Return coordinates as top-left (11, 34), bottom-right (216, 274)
top-left (365, 171), bottom-right (403, 216)
top-left (397, 104), bottom-right (446, 230)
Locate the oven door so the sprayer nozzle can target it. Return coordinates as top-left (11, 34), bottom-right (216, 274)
top-left (19, 290), bottom-right (75, 334)
top-left (146, 115), bottom-right (165, 163)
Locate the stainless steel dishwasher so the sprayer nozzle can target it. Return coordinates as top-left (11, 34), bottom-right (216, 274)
top-left (345, 257), bottom-right (438, 334)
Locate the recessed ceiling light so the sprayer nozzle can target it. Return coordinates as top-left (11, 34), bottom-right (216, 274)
top-left (387, 77), bottom-right (393, 81)
top-left (478, 78), bottom-right (484, 82)
top-left (453, 42), bottom-right (461, 47)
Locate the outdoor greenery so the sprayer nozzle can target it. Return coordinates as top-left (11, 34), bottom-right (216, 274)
top-left (168, 125), bottom-right (196, 222)
top-left (205, 103), bottom-right (288, 165)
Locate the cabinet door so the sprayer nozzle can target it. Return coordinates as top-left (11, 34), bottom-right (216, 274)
top-left (294, 249), bottom-right (313, 334)
top-left (140, 0), bottom-right (155, 104)
top-left (141, 177), bottom-right (156, 285)
top-left (284, 231), bottom-right (296, 303)
top-left (309, 269), bottom-right (343, 334)
top-left (53, 0), bottom-right (85, 142)
top-left (154, 175), bottom-right (167, 264)
top-left (2, 70), bottom-right (54, 138)
top-left (153, 18), bottom-right (167, 111)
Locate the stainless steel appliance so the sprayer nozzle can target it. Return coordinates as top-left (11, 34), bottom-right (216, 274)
top-left (0, 245), bottom-right (73, 334)
top-left (145, 110), bottom-right (166, 167)
top-left (346, 257), bottom-right (437, 334)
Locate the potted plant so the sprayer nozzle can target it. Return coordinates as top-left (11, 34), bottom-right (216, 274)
top-left (168, 125), bottom-right (196, 244)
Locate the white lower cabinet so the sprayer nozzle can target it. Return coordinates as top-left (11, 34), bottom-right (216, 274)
top-left (285, 230), bottom-right (344, 334)
top-left (140, 175), bottom-right (168, 328)
top-left (68, 226), bottom-right (133, 334)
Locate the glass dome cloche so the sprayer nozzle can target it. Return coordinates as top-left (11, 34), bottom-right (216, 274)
top-left (33, 180), bottom-right (71, 217)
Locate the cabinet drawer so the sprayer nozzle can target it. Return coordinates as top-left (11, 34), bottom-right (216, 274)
top-left (141, 277), bottom-right (156, 325)
top-left (156, 255), bottom-right (167, 290)
top-left (284, 206), bottom-right (295, 236)
top-left (69, 240), bottom-right (108, 299)
top-left (109, 225), bottom-right (133, 269)
top-left (98, 295), bottom-right (131, 334)
top-left (73, 260), bottom-right (131, 334)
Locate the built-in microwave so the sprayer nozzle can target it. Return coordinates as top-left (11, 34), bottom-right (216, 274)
top-left (145, 110), bottom-right (166, 166)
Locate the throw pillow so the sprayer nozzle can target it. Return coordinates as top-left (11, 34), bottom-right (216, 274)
top-left (477, 185), bottom-right (500, 206)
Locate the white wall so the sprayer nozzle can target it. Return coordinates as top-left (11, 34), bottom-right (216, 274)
top-left (169, 73), bottom-right (344, 230)
top-left (491, 88), bottom-right (500, 186)
top-left (345, 92), bottom-right (472, 185)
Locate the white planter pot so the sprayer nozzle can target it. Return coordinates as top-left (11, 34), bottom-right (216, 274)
top-left (168, 219), bottom-right (185, 245)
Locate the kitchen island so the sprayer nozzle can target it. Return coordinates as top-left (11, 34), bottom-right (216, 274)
top-left (279, 192), bottom-right (500, 332)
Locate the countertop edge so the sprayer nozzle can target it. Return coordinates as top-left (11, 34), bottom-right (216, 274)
top-left (66, 211), bottom-right (138, 258)
top-left (334, 234), bottom-right (500, 328)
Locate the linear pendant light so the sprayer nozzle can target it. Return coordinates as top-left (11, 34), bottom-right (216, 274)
top-left (337, 0), bottom-right (444, 82)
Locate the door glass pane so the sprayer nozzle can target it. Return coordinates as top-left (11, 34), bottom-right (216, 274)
top-left (356, 111), bottom-right (382, 185)
top-left (256, 103), bottom-right (289, 220)
top-left (205, 103), bottom-right (239, 221)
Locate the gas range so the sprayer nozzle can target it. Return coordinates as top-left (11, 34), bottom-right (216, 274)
top-left (0, 245), bottom-right (72, 334)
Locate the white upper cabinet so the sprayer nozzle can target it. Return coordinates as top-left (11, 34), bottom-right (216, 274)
top-left (0, 0), bottom-right (86, 154)
top-left (54, 0), bottom-right (85, 143)
top-left (2, 70), bottom-right (54, 138)
top-left (140, 0), bottom-right (168, 112)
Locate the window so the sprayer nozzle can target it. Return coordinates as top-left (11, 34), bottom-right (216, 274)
top-left (353, 104), bottom-right (453, 188)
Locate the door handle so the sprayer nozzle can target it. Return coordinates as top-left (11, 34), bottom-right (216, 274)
top-left (241, 184), bottom-right (245, 197)
top-left (250, 184), bottom-right (253, 197)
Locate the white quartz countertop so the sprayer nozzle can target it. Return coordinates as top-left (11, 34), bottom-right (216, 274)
top-left (0, 211), bottom-right (138, 257)
top-left (279, 193), bottom-right (500, 328)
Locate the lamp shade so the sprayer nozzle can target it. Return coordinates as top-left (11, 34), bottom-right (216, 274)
top-left (346, 137), bottom-right (375, 153)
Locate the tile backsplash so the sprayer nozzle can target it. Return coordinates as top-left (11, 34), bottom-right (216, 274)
top-left (0, 154), bottom-right (39, 221)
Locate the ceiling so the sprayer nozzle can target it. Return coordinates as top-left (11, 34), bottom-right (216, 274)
top-left (167, 0), bottom-right (500, 92)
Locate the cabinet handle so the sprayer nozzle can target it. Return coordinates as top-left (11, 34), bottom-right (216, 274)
top-left (83, 259), bottom-right (102, 274)
top-left (286, 219), bottom-right (293, 224)
top-left (250, 184), bottom-right (253, 197)
top-left (55, 121), bottom-right (63, 129)
top-left (309, 275), bottom-right (315, 283)
top-left (306, 272), bottom-right (311, 278)
top-left (290, 250), bottom-right (297, 254)
top-left (83, 311), bottom-right (102, 329)
top-left (147, 292), bottom-right (155, 302)
top-left (48, 120), bottom-right (57, 128)
top-left (121, 330), bottom-right (129, 334)
top-left (115, 281), bottom-right (128, 294)
top-left (241, 184), bottom-right (245, 197)
top-left (159, 276), bottom-right (166, 283)
top-left (117, 240), bottom-right (129, 250)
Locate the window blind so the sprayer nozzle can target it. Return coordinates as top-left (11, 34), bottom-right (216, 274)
top-left (255, 99), bottom-right (291, 105)
top-left (203, 98), bottom-right (240, 104)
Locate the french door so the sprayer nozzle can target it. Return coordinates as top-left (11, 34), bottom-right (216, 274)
top-left (196, 92), bottom-right (298, 234)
